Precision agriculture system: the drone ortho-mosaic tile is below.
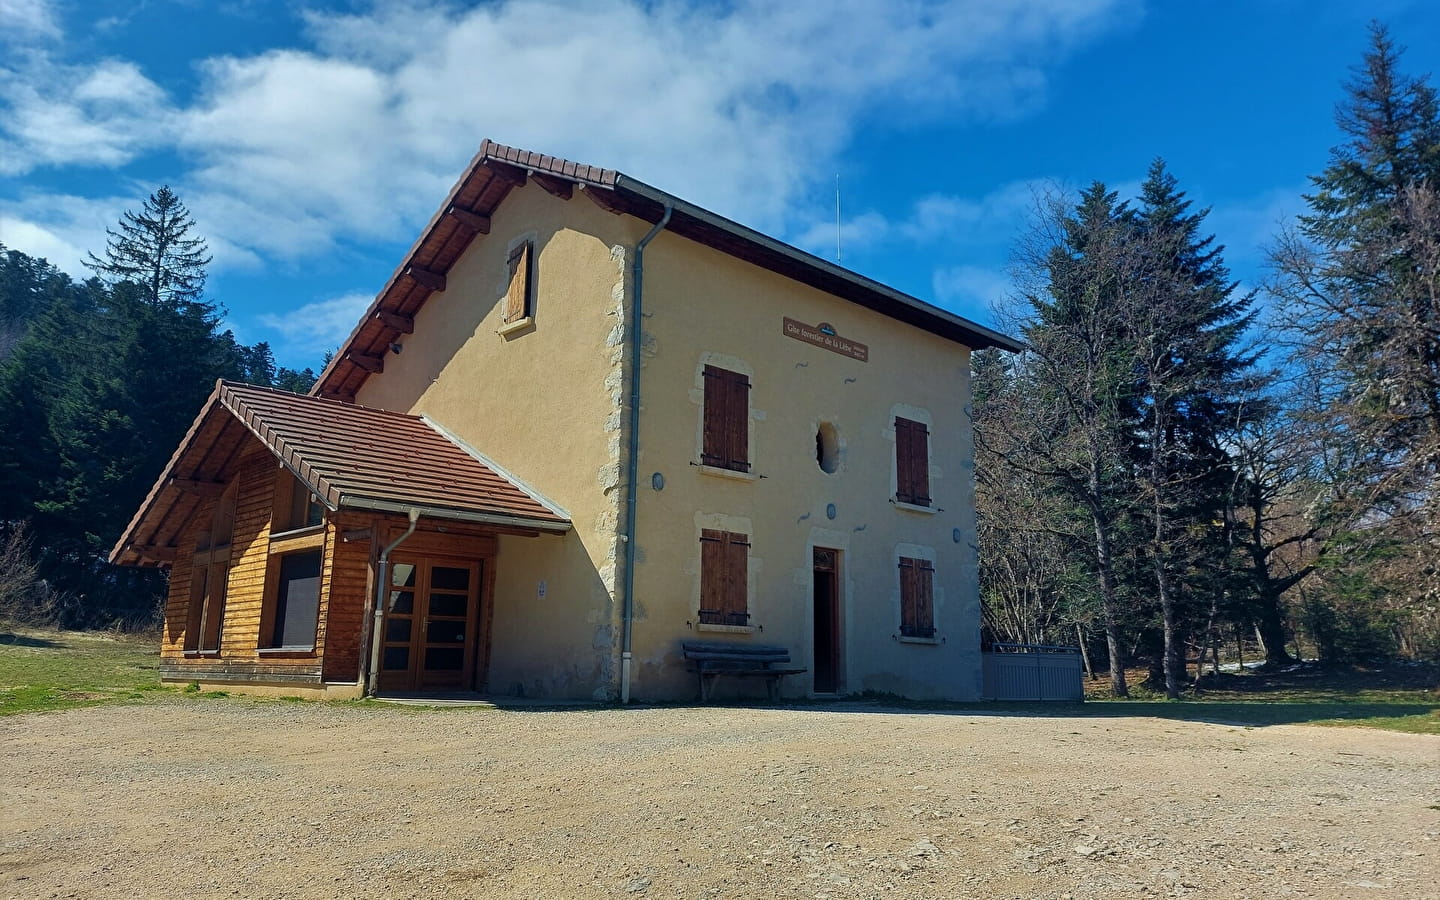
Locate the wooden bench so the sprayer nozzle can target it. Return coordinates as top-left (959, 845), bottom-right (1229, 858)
top-left (682, 641), bottom-right (807, 702)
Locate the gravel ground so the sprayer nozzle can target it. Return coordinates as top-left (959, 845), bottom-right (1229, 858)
top-left (2, 697), bottom-right (1436, 899)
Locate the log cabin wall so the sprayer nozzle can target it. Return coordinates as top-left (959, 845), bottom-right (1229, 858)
top-left (160, 502), bottom-right (208, 661)
top-left (159, 447), bottom-right (328, 685)
top-left (321, 512), bottom-right (377, 682)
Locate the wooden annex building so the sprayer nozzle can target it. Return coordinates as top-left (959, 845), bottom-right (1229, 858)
top-left (113, 140), bottom-right (1020, 701)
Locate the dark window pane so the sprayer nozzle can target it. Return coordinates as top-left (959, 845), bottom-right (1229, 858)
top-left (271, 550), bottom-right (321, 648)
top-left (383, 646), bottom-right (409, 671)
top-left (426, 620), bottom-right (466, 644)
top-left (391, 564), bottom-right (416, 588)
top-left (427, 592), bottom-right (468, 617)
top-left (388, 591), bottom-right (414, 614)
top-left (430, 566), bottom-right (470, 591)
top-left (385, 618), bottom-right (411, 642)
top-left (425, 647), bottom-right (463, 671)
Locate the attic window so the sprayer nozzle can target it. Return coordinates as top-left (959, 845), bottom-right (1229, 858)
top-left (500, 241), bottom-right (534, 331)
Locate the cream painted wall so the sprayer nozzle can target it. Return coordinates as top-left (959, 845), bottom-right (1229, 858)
top-left (349, 182), bottom-right (983, 702)
top-left (628, 230), bottom-right (982, 701)
top-left (355, 184), bottom-right (646, 700)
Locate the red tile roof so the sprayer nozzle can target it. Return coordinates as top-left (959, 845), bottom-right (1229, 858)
top-left (312, 139), bottom-right (1023, 401)
top-left (111, 381), bottom-right (569, 566)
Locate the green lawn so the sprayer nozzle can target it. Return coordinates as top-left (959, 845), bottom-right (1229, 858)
top-left (1076, 663), bottom-right (1440, 734)
top-left (0, 627), bottom-right (163, 715)
top-left (2, 625), bottom-right (1437, 733)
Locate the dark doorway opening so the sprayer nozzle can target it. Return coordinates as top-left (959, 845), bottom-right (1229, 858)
top-left (813, 547), bottom-right (840, 693)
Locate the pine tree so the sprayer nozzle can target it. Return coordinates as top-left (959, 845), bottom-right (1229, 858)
top-left (1271, 23), bottom-right (1440, 655)
top-left (999, 184), bottom-right (1147, 696)
top-left (1129, 160), bottom-right (1259, 693)
top-left (85, 186), bottom-right (212, 307)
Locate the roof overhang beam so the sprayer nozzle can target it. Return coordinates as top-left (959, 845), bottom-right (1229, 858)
top-left (340, 496), bottom-right (571, 535)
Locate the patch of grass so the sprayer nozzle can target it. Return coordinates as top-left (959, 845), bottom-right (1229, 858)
top-left (0, 626), bottom-right (163, 715)
top-left (1076, 662), bottom-right (1440, 734)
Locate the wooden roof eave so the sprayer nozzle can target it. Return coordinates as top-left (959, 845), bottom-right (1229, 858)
top-left (310, 138), bottom-right (1023, 403)
top-left (338, 494), bottom-right (570, 536)
top-left (310, 144), bottom-right (500, 401)
top-left (218, 385), bottom-right (341, 513)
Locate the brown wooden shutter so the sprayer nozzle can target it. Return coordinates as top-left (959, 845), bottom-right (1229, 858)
top-left (724, 531), bottom-right (749, 621)
top-left (702, 367), bottom-right (725, 467)
top-left (916, 560), bottom-right (934, 635)
top-left (895, 417), bottom-right (930, 506)
top-left (702, 367), bottom-right (750, 471)
top-left (700, 529), bottom-right (725, 620)
top-left (504, 242), bottom-right (531, 323)
top-left (899, 556), bottom-right (935, 637)
top-left (727, 372), bottom-right (750, 471)
top-left (899, 556), bottom-right (917, 633)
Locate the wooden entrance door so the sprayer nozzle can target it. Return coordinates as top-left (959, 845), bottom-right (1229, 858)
top-left (813, 548), bottom-right (840, 693)
top-left (379, 557), bottom-right (483, 692)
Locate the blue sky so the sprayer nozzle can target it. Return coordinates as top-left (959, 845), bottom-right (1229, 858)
top-left (2, 0), bottom-right (1437, 370)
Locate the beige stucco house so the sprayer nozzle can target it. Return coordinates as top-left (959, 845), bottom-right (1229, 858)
top-left (111, 141), bottom-right (1021, 702)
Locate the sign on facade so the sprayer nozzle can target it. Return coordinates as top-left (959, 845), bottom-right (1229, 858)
top-left (782, 317), bottom-right (869, 362)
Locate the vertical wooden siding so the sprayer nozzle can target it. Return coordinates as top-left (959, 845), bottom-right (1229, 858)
top-left (161, 448), bottom-right (329, 679)
top-left (160, 502), bottom-right (208, 661)
top-left (322, 512), bottom-right (376, 681)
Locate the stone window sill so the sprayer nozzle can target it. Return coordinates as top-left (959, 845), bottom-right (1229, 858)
top-left (696, 623), bottom-right (758, 634)
top-left (897, 635), bottom-right (941, 645)
top-left (696, 464), bottom-right (759, 483)
top-left (258, 646), bottom-right (317, 656)
top-left (497, 316), bottom-right (535, 338)
top-left (893, 500), bottom-right (937, 515)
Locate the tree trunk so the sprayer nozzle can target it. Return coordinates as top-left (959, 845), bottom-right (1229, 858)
top-left (1254, 597), bottom-right (1295, 668)
top-left (1089, 492), bottom-right (1128, 697)
top-left (1076, 622), bottom-right (1096, 681)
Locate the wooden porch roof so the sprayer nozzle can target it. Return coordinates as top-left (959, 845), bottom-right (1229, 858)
top-left (312, 139), bottom-right (1023, 401)
top-left (111, 381), bottom-right (571, 567)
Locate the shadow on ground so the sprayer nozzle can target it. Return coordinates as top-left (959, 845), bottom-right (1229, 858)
top-left (0, 632), bottom-right (65, 649)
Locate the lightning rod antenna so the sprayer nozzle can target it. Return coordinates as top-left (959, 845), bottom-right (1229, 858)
top-left (835, 173), bottom-right (842, 263)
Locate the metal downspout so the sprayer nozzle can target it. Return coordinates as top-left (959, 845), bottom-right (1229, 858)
top-left (364, 508), bottom-right (420, 697)
top-left (621, 204), bottom-right (673, 704)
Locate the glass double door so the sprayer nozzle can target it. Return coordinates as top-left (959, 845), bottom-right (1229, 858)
top-left (379, 556), bottom-right (483, 692)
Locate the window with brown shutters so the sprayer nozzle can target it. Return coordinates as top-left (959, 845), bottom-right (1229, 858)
top-left (698, 529), bottom-right (749, 626)
top-left (701, 365), bottom-right (751, 472)
top-left (894, 417), bottom-right (930, 506)
top-left (503, 242), bottom-right (533, 324)
top-left (898, 556), bottom-right (935, 638)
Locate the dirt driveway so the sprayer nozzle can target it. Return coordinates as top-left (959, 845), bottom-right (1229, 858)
top-left (2, 697), bottom-right (1436, 899)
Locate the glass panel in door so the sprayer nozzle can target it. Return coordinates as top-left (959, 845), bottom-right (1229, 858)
top-left (378, 563), bottom-right (418, 689)
top-left (419, 564), bottom-right (474, 688)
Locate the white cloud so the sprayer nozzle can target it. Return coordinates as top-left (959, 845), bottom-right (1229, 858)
top-left (0, 191), bottom-right (136, 275)
top-left (0, 0), bottom-right (1138, 272)
top-left (0, 57), bottom-right (172, 175)
top-left (933, 264), bottom-right (1015, 317)
top-left (795, 179), bottom-right (1048, 257)
top-left (0, 0), bottom-right (59, 41)
top-left (0, 215), bottom-right (86, 273)
top-left (257, 292), bottom-right (374, 360)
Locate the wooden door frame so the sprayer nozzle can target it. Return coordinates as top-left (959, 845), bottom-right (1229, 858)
top-left (379, 551), bottom-right (494, 694)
